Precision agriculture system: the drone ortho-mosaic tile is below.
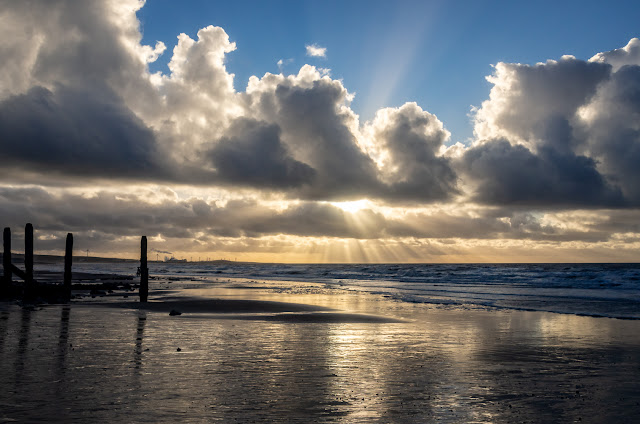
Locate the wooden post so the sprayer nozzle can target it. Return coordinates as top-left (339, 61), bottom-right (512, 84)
top-left (3, 227), bottom-right (10, 285)
top-left (64, 233), bottom-right (73, 296)
top-left (25, 223), bottom-right (33, 288)
top-left (140, 236), bottom-right (148, 302)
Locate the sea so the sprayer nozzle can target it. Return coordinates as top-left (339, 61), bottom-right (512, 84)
top-left (55, 262), bottom-right (640, 320)
top-left (7, 261), bottom-right (640, 422)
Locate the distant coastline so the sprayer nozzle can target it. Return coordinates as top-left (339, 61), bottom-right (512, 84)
top-left (2, 253), bottom-right (241, 265)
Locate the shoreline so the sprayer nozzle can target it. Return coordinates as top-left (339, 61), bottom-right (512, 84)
top-left (2, 275), bottom-right (640, 422)
top-left (4, 269), bottom-right (640, 321)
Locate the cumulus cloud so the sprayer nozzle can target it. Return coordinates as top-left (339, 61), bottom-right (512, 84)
top-left (244, 66), bottom-right (381, 199)
top-left (0, 0), bottom-right (171, 182)
top-left (147, 25), bottom-right (240, 162)
top-left (0, 0), bottom-right (459, 203)
top-left (305, 44), bottom-right (327, 58)
top-left (240, 67), bottom-right (459, 201)
top-left (461, 139), bottom-right (624, 207)
top-left (0, 84), bottom-right (165, 180)
top-left (0, 0), bottom-right (160, 105)
top-left (590, 38), bottom-right (640, 71)
top-left (472, 57), bottom-right (610, 145)
top-left (575, 64), bottom-right (640, 203)
top-left (2, 0), bottom-right (640, 260)
top-left (3, 1), bottom-right (640, 208)
top-left (208, 118), bottom-right (316, 189)
top-left (363, 102), bottom-right (458, 201)
top-left (462, 47), bottom-right (640, 208)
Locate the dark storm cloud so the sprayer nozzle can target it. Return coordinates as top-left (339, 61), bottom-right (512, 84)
top-left (582, 64), bottom-right (640, 203)
top-left (465, 54), bottom-right (640, 208)
top-left (208, 119), bottom-right (316, 189)
top-left (582, 209), bottom-right (640, 235)
top-left (461, 139), bottom-right (625, 208)
top-left (0, 85), bottom-right (166, 179)
top-left (258, 77), bottom-right (382, 199)
top-left (385, 209), bottom-right (610, 243)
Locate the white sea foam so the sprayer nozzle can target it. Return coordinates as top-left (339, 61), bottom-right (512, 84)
top-left (54, 262), bottom-right (640, 319)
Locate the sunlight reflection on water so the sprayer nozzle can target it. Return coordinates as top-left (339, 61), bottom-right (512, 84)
top-left (1, 293), bottom-right (640, 422)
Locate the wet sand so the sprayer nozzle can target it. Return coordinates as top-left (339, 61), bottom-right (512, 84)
top-left (1, 278), bottom-right (639, 423)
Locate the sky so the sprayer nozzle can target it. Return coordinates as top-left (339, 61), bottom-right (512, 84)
top-left (1, 0), bottom-right (640, 262)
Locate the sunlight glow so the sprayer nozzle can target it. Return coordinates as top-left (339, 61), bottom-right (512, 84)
top-left (330, 199), bottom-right (373, 213)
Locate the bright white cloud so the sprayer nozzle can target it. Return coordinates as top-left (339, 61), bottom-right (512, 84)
top-left (589, 37), bottom-right (640, 71)
top-left (305, 43), bottom-right (327, 58)
top-left (277, 58), bottom-right (294, 73)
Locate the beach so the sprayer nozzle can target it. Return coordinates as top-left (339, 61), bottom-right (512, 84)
top-left (1, 274), bottom-right (640, 423)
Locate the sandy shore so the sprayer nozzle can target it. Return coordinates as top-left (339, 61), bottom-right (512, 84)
top-left (1, 277), bottom-right (639, 423)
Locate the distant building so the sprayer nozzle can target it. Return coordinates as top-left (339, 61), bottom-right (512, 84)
top-left (164, 256), bottom-right (187, 263)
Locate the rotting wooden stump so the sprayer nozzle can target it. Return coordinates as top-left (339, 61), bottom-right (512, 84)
top-left (2, 224), bottom-right (146, 303)
top-left (64, 233), bottom-right (73, 298)
top-left (3, 227), bottom-right (11, 286)
top-left (139, 236), bottom-right (148, 302)
top-left (25, 223), bottom-right (33, 286)
top-left (23, 223), bottom-right (35, 299)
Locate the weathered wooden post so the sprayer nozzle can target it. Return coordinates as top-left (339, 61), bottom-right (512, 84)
top-left (140, 236), bottom-right (148, 302)
top-left (25, 223), bottom-right (34, 288)
top-left (3, 227), bottom-right (10, 285)
top-left (64, 233), bottom-right (73, 297)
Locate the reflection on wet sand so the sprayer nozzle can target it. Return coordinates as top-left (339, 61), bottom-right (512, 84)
top-left (133, 311), bottom-right (146, 372)
top-left (0, 310), bottom-right (9, 353)
top-left (0, 294), bottom-right (639, 422)
top-left (57, 306), bottom-right (70, 375)
top-left (15, 307), bottom-right (31, 377)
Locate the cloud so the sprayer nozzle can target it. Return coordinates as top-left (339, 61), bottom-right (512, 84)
top-left (245, 66), bottom-right (380, 199)
top-left (590, 38), bottom-right (640, 71)
top-left (363, 102), bottom-right (458, 201)
top-left (462, 47), bottom-right (640, 208)
top-left (208, 118), bottom-right (316, 189)
top-left (575, 64), bottom-right (640, 203)
top-left (241, 67), bottom-right (460, 202)
top-left (2, 0), bottom-right (640, 261)
top-left (277, 58), bottom-right (294, 73)
top-left (0, 1), bottom-right (460, 203)
top-left (0, 186), bottom-right (624, 246)
top-left (461, 139), bottom-right (624, 207)
top-left (0, 84), bottom-right (165, 180)
top-left (0, 0), bottom-right (160, 106)
top-left (472, 57), bottom-right (610, 144)
top-left (305, 44), bottom-right (327, 58)
top-left (0, 0), bottom-right (173, 183)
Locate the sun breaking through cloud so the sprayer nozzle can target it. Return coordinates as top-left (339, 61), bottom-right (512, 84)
top-left (0, 0), bottom-right (639, 262)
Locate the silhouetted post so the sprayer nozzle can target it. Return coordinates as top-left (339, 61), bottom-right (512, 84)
top-left (140, 236), bottom-right (148, 302)
top-left (3, 227), bottom-right (10, 285)
top-left (25, 223), bottom-right (34, 288)
top-left (64, 233), bottom-right (73, 296)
